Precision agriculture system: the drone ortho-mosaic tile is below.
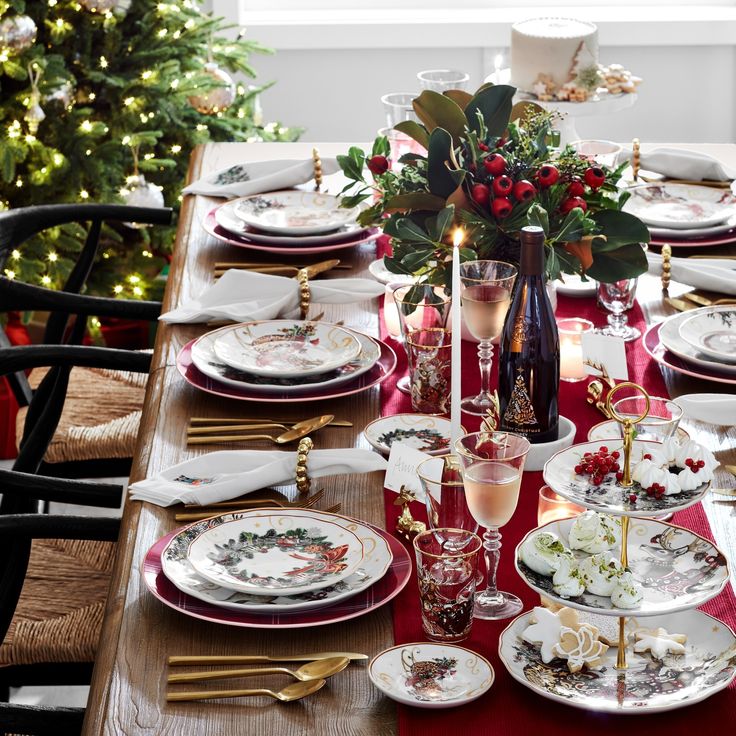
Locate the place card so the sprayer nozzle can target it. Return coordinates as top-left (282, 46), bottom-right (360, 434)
top-left (384, 442), bottom-right (432, 500)
top-left (581, 332), bottom-right (629, 381)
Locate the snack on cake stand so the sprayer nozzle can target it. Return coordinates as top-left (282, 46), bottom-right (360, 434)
top-left (499, 382), bottom-right (736, 712)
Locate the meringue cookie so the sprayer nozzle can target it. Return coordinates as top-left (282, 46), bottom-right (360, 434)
top-left (648, 437), bottom-right (679, 466)
top-left (519, 531), bottom-right (570, 576)
top-left (579, 551), bottom-right (623, 596)
top-left (610, 571), bottom-right (643, 609)
top-left (674, 440), bottom-right (719, 472)
top-left (631, 460), bottom-right (668, 490)
top-left (660, 471), bottom-right (682, 496)
top-left (568, 511), bottom-right (620, 554)
top-left (676, 466), bottom-right (711, 491)
top-left (552, 555), bottom-right (585, 599)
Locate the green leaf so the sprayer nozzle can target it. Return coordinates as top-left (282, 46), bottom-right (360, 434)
top-left (433, 205), bottom-right (455, 242)
top-left (384, 193), bottom-right (446, 212)
top-left (590, 209), bottom-right (651, 247)
top-left (427, 128), bottom-right (458, 199)
top-left (384, 255), bottom-right (414, 275)
top-left (2, 59), bottom-right (26, 80)
top-left (336, 152), bottom-right (364, 182)
top-left (464, 85), bottom-right (515, 137)
top-left (527, 203), bottom-right (549, 235)
top-left (554, 208), bottom-right (585, 243)
top-left (395, 218), bottom-right (434, 244)
top-left (371, 136), bottom-right (390, 157)
top-left (394, 121), bottom-right (430, 150)
top-left (412, 90), bottom-right (468, 143)
top-left (585, 242), bottom-right (649, 282)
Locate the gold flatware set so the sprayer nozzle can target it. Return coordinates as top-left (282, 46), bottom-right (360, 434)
top-left (186, 414), bottom-right (338, 446)
top-left (213, 258), bottom-right (350, 279)
top-left (166, 652), bottom-right (366, 703)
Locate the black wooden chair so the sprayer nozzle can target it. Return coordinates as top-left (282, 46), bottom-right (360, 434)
top-left (0, 204), bottom-right (172, 479)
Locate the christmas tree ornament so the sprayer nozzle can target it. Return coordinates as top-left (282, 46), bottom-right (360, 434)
top-left (121, 174), bottom-right (165, 228)
top-left (45, 81), bottom-right (74, 108)
top-left (24, 65), bottom-right (45, 135)
top-left (0, 14), bottom-right (37, 54)
top-left (188, 62), bottom-right (236, 115)
top-left (79, 0), bottom-right (118, 12)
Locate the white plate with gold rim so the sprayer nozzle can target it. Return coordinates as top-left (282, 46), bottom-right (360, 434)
top-left (679, 307), bottom-right (736, 363)
top-left (212, 320), bottom-right (362, 378)
top-left (587, 420), bottom-right (689, 443)
top-left (369, 643), bottom-right (494, 709)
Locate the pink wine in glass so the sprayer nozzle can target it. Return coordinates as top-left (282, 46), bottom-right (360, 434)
top-left (463, 462), bottom-right (522, 528)
top-left (461, 284), bottom-right (512, 341)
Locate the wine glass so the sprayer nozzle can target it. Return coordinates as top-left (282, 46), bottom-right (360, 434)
top-left (454, 431), bottom-right (530, 620)
top-left (459, 260), bottom-right (517, 416)
top-left (611, 395), bottom-right (683, 441)
top-left (417, 69), bottom-right (470, 92)
top-left (596, 278), bottom-right (640, 341)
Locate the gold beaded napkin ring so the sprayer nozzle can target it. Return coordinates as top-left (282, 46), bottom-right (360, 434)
top-left (297, 268), bottom-right (311, 319)
top-left (660, 244), bottom-right (672, 292)
top-left (295, 436), bottom-right (313, 494)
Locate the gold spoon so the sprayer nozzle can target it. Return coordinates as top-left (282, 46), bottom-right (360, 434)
top-left (187, 415), bottom-right (336, 435)
top-left (166, 678), bottom-right (326, 703)
top-left (168, 656), bottom-right (350, 684)
top-left (186, 414), bottom-right (334, 445)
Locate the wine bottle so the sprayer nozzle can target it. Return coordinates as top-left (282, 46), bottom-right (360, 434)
top-left (498, 226), bottom-right (560, 444)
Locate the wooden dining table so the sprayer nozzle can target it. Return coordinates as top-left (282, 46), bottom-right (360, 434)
top-left (81, 142), bottom-right (736, 735)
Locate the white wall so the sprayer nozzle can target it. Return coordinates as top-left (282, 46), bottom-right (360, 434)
top-left (251, 44), bottom-right (735, 144)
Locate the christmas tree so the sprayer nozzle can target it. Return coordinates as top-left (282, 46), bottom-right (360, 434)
top-left (0, 0), bottom-right (299, 299)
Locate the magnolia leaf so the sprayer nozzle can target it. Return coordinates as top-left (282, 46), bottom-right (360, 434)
top-left (464, 85), bottom-right (515, 137)
top-left (590, 209), bottom-right (651, 247)
top-left (427, 128), bottom-right (460, 199)
top-left (554, 208), bottom-right (585, 243)
top-left (384, 255), bottom-right (414, 275)
top-left (413, 90), bottom-right (468, 143)
top-left (394, 120), bottom-right (430, 150)
top-left (527, 203), bottom-right (550, 235)
top-left (384, 193), bottom-right (446, 212)
top-left (585, 242), bottom-right (648, 282)
top-left (429, 205), bottom-right (456, 242)
top-left (395, 217), bottom-right (434, 243)
top-left (443, 89), bottom-right (473, 110)
top-left (510, 100), bottom-right (545, 123)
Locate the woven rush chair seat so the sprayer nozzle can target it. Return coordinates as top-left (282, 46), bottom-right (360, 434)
top-left (0, 538), bottom-right (114, 668)
top-left (15, 366), bottom-right (147, 465)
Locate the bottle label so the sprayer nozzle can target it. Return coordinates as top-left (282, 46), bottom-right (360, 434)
top-left (501, 370), bottom-right (539, 428)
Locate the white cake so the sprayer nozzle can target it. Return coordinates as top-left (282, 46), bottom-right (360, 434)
top-left (510, 17), bottom-right (599, 94)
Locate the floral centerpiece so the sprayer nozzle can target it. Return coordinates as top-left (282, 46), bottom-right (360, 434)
top-left (338, 85), bottom-right (649, 289)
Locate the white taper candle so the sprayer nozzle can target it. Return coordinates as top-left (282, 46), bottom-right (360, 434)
top-left (450, 227), bottom-right (464, 445)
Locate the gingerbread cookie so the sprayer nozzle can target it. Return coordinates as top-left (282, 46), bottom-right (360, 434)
top-left (633, 628), bottom-right (687, 659)
top-left (522, 606), bottom-right (580, 664)
top-left (552, 623), bottom-right (609, 673)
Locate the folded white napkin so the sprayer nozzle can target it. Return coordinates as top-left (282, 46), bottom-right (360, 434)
top-left (674, 394), bottom-right (736, 426)
top-left (159, 270), bottom-right (384, 324)
top-left (182, 158), bottom-right (341, 199)
top-left (129, 449), bottom-right (388, 506)
top-left (616, 147), bottom-right (736, 182)
top-left (647, 251), bottom-right (736, 296)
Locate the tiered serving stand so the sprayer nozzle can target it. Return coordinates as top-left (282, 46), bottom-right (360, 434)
top-left (499, 383), bottom-right (736, 713)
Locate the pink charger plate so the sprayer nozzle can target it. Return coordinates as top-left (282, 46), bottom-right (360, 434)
top-left (643, 322), bottom-right (736, 386)
top-left (176, 332), bottom-right (396, 403)
top-left (649, 229), bottom-right (736, 248)
top-left (143, 522), bottom-right (411, 629)
top-left (203, 207), bottom-right (380, 255)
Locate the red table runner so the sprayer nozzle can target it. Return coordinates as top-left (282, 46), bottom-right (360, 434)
top-left (376, 241), bottom-right (736, 733)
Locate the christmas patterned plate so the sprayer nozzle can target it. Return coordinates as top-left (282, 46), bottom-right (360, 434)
top-left (233, 191), bottom-right (361, 236)
top-left (515, 516), bottom-right (729, 616)
top-left (543, 439), bottom-right (711, 518)
top-left (498, 608), bottom-right (736, 713)
top-left (143, 522), bottom-right (411, 629)
top-left (678, 307), bottom-right (736, 363)
top-left (162, 509), bottom-right (393, 613)
top-left (177, 335), bottom-right (396, 403)
top-left (363, 414), bottom-right (456, 456)
top-left (211, 320), bottom-right (362, 378)
top-left (204, 207), bottom-right (380, 256)
top-left (191, 324), bottom-right (380, 394)
top-left (369, 643), bottom-right (494, 709)
top-left (186, 510), bottom-right (365, 596)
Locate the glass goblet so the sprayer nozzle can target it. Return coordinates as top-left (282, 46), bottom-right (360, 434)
top-left (454, 431), bottom-right (530, 620)
top-left (612, 395), bottom-right (683, 442)
top-left (459, 260), bottom-right (517, 416)
top-left (596, 278), bottom-right (640, 342)
top-left (417, 69), bottom-right (470, 92)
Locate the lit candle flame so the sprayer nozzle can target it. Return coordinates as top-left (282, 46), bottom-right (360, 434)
top-left (494, 54), bottom-right (503, 72)
top-left (452, 227), bottom-right (465, 248)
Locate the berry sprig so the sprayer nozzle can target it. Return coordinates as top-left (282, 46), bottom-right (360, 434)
top-left (573, 446), bottom-right (621, 486)
top-left (685, 458), bottom-right (706, 473)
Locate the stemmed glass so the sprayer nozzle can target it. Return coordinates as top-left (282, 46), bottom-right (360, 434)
top-left (454, 431), bottom-right (530, 620)
top-left (417, 69), bottom-right (470, 92)
top-left (459, 260), bottom-right (517, 416)
top-left (596, 278), bottom-right (640, 341)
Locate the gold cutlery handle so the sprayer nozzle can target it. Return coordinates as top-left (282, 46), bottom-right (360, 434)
top-left (169, 655), bottom-right (273, 666)
top-left (167, 687), bottom-right (275, 702)
top-left (188, 424), bottom-right (285, 434)
top-left (169, 666), bottom-right (289, 684)
top-left (186, 434), bottom-right (275, 444)
top-left (189, 417), bottom-right (353, 427)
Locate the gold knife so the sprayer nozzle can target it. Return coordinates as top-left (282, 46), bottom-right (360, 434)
top-left (711, 488), bottom-right (736, 497)
top-left (168, 652), bottom-right (368, 666)
top-left (302, 259), bottom-right (340, 279)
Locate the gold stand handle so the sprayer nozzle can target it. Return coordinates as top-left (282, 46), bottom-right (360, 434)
top-left (605, 382), bottom-right (651, 488)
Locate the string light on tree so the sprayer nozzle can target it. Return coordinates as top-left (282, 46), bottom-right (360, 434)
top-left (79, 0), bottom-right (120, 12)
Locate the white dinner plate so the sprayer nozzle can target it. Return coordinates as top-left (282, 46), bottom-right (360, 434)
top-left (647, 214), bottom-right (736, 239)
top-left (233, 191), bottom-right (361, 235)
top-left (623, 183), bottom-right (736, 229)
top-left (162, 509), bottom-right (393, 613)
top-left (678, 306), bottom-right (736, 363)
top-left (186, 510), bottom-right (365, 596)
top-left (212, 320), bottom-right (362, 378)
top-left (191, 324), bottom-right (380, 395)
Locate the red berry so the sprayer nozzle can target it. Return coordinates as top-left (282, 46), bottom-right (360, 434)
top-left (685, 458), bottom-right (693, 467)
top-left (483, 153), bottom-right (507, 176)
top-left (574, 464), bottom-right (583, 474)
top-left (643, 454), bottom-right (652, 461)
top-left (367, 155), bottom-right (390, 176)
top-left (471, 183), bottom-right (491, 206)
top-left (616, 472), bottom-right (624, 482)
top-left (629, 494), bottom-right (637, 504)
top-left (492, 175), bottom-right (514, 197)
top-left (495, 137), bottom-right (507, 148)
top-left (537, 164), bottom-right (560, 188)
top-left (491, 197), bottom-right (513, 219)
top-left (584, 452), bottom-right (593, 459)
top-left (599, 446), bottom-right (608, 453)
top-left (478, 142), bottom-right (489, 152)
top-left (612, 451), bottom-right (620, 459)
top-left (592, 476), bottom-right (603, 486)
top-left (611, 462), bottom-right (620, 472)
top-left (584, 166), bottom-right (606, 189)
top-left (585, 465), bottom-right (595, 474)
top-left (512, 179), bottom-right (536, 202)
top-left (697, 460), bottom-right (705, 468)
top-left (560, 197), bottom-right (588, 214)
top-left (567, 177), bottom-right (585, 197)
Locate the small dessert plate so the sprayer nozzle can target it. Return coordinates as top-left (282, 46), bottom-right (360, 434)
top-left (552, 273), bottom-right (597, 297)
top-left (212, 320), bottom-right (362, 378)
top-left (187, 511), bottom-right (365, 596)
top-left (368, 258), bottom-right (416, 285)
top-left (679, 306), bottom-right (736, 363)
top-left (363, 414), bottom-right (455, 456)
top-left (587, 420), bottom-right (689, 443)
top-left (369, 643), bottom-right (494, 709)
top-left (233, 191), bottom-right (360, 236)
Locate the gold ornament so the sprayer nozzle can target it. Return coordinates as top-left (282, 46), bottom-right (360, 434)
top-left (24, 65), bottom-right (45, 134)
top-left (79, 0), bottom-right (118, 11)
top-left (188, 62), bottom-right (236, 115)
top-left (0, 14), bottom-right (37, 54)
